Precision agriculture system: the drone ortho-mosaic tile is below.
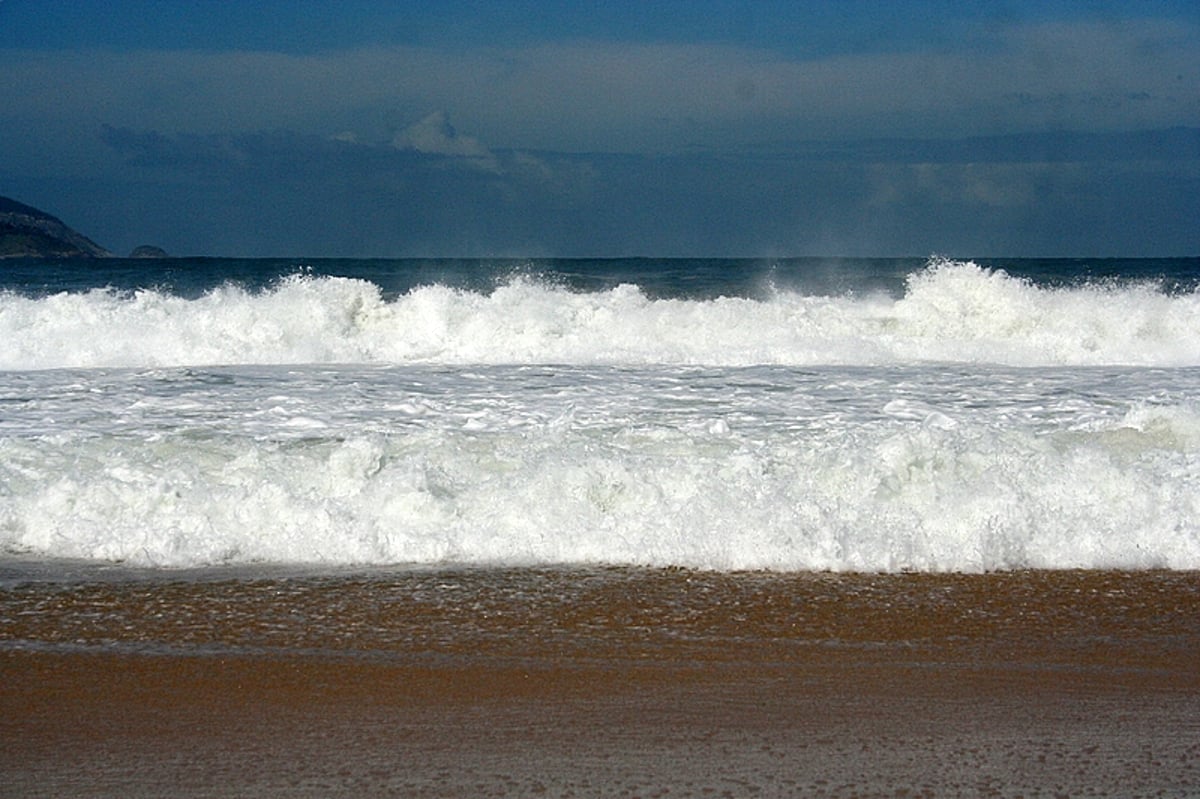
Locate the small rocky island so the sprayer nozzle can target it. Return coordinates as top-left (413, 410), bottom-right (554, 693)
top-left (0, 196), bottom-right (114, 258)
top-left (129, 244), bottom-right (169, 258)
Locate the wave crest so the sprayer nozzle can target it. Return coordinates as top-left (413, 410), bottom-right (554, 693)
top-left (1, 260), bottom-right (1197, 369)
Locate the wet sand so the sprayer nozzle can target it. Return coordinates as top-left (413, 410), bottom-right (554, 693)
top-left (2, 568), bottom-right (1199, 797)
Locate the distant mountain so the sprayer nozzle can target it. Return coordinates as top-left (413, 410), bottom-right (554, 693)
top-left (0, 196), bottom-right (112, 258)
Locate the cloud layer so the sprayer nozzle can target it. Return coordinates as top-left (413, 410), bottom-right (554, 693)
top-left (1, 13), bottom-right (1197, 256)
top-left (3, 18), bottom-right (1196, 150)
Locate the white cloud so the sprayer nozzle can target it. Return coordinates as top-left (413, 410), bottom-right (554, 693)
top-left (391, 110), bottom-right (492, 159)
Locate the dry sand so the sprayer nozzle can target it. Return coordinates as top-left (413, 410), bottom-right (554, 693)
top-left (2, 568), bottom-right (1198, 797)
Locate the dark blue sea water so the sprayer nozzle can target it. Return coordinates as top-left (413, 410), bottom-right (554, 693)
top-left (3, 255), bottom-right (1197, 300)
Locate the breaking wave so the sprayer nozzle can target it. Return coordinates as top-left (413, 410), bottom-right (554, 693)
top-left (2, 259), bottom-right (1197, 370)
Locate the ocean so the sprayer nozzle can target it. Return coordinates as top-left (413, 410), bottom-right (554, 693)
top-left (0, 254), bottom-right (1198, 573)
top-left (4, 255), bottom-right (1200, 798)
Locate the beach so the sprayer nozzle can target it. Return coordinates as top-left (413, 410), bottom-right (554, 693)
top-left (2, 255), bottom-right (1199, 796)
top-left (3, 567), bottom-right (1198, 798)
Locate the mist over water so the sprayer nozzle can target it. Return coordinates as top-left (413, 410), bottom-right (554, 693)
top-left (1, 257), bottom-right (1197, 571)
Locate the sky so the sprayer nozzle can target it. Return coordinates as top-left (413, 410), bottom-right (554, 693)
top-left (1, 1), bottom-right (1197, 257)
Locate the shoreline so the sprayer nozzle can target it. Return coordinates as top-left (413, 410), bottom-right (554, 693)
top-left (3, 568), bottom-right (1198, 797)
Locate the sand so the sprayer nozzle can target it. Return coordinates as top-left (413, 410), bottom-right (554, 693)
top-left (2, 568), bottom-right (1199, 798)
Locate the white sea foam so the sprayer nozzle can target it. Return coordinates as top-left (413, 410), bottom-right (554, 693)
top-left (3, 259), bottom-right (1197, 572)
top-left (1, 364), bottom-right (1197, 571)
top-left (1, 260), bottom-right (1197, 370)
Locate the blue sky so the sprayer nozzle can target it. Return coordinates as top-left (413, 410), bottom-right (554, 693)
top-left (1, 1), bottom-right (1197, 256)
